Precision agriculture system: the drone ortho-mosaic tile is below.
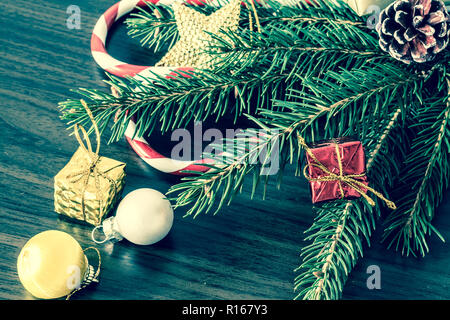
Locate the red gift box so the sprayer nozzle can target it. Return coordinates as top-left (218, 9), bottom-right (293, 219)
top-left (305, 138), bottom-right (368, 204)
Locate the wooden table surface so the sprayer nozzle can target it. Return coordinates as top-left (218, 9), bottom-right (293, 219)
top-left (1, 0), bottom-right (450, 300)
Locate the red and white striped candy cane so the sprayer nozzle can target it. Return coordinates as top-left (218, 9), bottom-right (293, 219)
top-left (91, 0), bottom-right (225, 175)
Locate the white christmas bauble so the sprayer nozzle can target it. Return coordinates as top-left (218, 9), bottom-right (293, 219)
top-left (115, 188), bottom-right (174, 245)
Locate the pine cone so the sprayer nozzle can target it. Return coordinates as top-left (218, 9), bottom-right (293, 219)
top-left (376, 0), bottom-right (450, 64)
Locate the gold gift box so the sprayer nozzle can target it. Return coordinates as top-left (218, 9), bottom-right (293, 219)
top-left (54, 147), bottom-right (126, 226)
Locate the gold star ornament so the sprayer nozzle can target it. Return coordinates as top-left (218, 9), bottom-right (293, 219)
top-left (156, 0), bottom-right (241, 69)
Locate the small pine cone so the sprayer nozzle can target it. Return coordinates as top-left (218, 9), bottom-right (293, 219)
top-left (376, 0), bottom-right (450, 64)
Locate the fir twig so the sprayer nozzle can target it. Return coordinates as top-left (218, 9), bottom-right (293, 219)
top-left (383, 77), bottom-right (450, 257)
top-left (294, 103), bottom-right (406, 300)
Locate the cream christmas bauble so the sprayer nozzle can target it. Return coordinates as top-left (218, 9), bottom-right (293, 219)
top-left (17, 230), bottom-right (87, 299)
top-left (93, 188), bottom-right (174, 245)
top-left (116, 188), bottom-right (174, 245)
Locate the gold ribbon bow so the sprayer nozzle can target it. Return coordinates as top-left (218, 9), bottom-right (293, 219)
top-left (298, 135), bottom-right (396, 210)
top-left (66, 100), bottom-right (118, 222)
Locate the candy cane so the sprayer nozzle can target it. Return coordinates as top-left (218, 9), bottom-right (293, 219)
top-left (91, 0), bottom-right (224, 175)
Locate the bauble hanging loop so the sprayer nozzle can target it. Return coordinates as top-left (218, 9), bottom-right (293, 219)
top-left (91, 216), bottom-right (123, 244)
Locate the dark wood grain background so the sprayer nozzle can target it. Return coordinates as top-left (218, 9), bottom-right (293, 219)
top-left (1, 0), bottom-right (450, 300)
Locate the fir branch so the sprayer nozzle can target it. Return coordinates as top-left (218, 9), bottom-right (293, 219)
top-left (167, 55), bottom-right (431, 301)
top-left (382, 77), bottom-right (450, 257)
top-left (61, 0), bottom-right (394, 144)
top-left (126, 0), bottom-right (370, 61)
top-left (312, 202), bottom-right (353, 299)
top-left (125, 1), bottom-right (217, 51)
top-left (126, 3), bottom-right (176, 52)
top-left (366, 108), bottom-right (402, 170)
top-left (125, 0), bottom-right (369, 54)
top-left (257, 13), bottom-right (365, 28)
top-left (295, 200), bottom-right (362, 300)
top-left (207, 24), bottom-right (385, 76)
top-left (165, 59), bottom-right (422, 220)
top-left (166, 105), bottom-right (321, 217)
top-left (59, 66), bottom-right (304, 143)
top-left (294, 102), bottom-right (406, 300)
top-left (62, 15), bottom-right (387, 142)
top-left (301, 65), bottom-right (423, 119)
